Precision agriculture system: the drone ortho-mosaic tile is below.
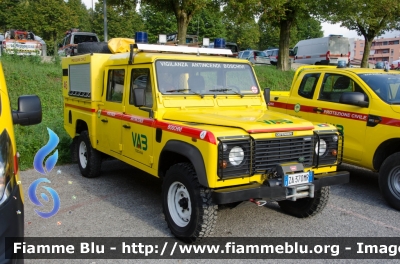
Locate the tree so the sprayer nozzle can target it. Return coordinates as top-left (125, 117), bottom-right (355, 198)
top-left (140, 0), bottom-right (210, 45)
top-left (7, 0), bottom-right (75, 55)
top-left (93, 0), bottom-right (144, 40)
top-left (0, 0), bottom-right (22, 32)
top-left (291, 17), bottom-right (323, 45)
top-left (187, 5), bottom-right (227, 42)
top-left (222, 3), bottom-right (260, 49)
top-left (66, 0), bottom-right (92, 32)
top-left (222, 0), bottom-right (316, 71)
top-left (317, 0), bottom-right (400, 68)
top-left (139, 3), bottom-right (177, 43)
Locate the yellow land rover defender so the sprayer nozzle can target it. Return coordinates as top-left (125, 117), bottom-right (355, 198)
top-left (62, 34), bottom-right (349, 242)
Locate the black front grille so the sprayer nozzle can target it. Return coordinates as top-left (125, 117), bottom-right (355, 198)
top-left (253, 136), bottom-right (314, 173)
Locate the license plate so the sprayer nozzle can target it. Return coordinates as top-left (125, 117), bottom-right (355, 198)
top-left (283, 171), bottom-right (313, 187)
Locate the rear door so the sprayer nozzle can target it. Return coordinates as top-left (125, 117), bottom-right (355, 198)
top-left (97, 66), bottom-right (127, 154)
top-left (283, 73), bottom-right (322, 121)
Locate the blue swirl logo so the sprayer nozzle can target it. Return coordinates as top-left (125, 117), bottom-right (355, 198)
top-left (28, 178), bottom-right (60, 218)
top-left (29, 128), bottom-right (60, 218)
top-left (33, 128), bottom-right (59, 175)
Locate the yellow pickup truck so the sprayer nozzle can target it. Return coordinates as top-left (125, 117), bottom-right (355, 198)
top-left (269, 65), bottom-right (400, 210)
top-left (62, 36), bottom-right (349, 242)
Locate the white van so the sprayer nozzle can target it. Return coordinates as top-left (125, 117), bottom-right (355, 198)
top-left (292, 35), bottom-right (350, 65)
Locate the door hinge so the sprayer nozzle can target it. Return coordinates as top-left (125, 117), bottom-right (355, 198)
top-left (149, 156), bottom-right (154, 164)
top-left (119, 144), bottom-right (123, 151)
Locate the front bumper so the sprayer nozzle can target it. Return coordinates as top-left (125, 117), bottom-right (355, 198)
top-left (212, 170), bottom-right (349, 204)
top-left (0, 184), bottom-right (24, 264)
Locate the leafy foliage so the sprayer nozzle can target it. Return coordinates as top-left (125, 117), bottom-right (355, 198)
top-left (140, 0), bottom-right (211, 44)
top-left (317, 0), bottom-right (400, 67)
top-left (93, 0), bottom-right (144, 40)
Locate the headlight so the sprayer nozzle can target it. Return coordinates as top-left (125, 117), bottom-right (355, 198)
top-left (315, 139), bottom-right (327, 156)
top-left (229, 146), bottom-right (244, 166)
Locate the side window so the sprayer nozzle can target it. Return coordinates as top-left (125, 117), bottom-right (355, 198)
top-left (106, 69), bottom-right (125, 103)
top-left (63, 36), bottom-right (68, 46)
top-left (130, 68), bottom-right (153, 107)
top-left (319, 74), bottom-right (356, 103)
top-left (298, 73), bottom-right (321, 99)
top-left (242, 51), bottom-right (250, 58)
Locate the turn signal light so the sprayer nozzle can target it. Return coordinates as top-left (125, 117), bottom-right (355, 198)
top-left (331, 149), bottom-right (337, 156)
top-left (219, 160), bottom-right (227, 169)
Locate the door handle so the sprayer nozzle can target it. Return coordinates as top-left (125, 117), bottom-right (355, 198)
top-left (101, 119), bottom-right (108, 123)
top-left (123, 124), bottom-right (131, 129)
top-left (313, 107), bottom-right (323, 113)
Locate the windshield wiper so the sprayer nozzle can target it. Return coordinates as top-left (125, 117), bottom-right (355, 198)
top-left (209, 88), bottom-right (244, 98)
top-left (165, 89), bottom-right (204, 98)
top-left (165, 89), bottom-right (188, 93)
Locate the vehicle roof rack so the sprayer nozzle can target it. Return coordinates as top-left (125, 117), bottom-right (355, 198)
top-left (133, 43), bottom-right (232, 56)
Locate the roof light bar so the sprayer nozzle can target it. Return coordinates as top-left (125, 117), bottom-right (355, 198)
top-left (133, 43), bottom-right (232, 56)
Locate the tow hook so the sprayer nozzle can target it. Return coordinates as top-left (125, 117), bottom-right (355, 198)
top-left (249, 198), bottom-right (267, 207)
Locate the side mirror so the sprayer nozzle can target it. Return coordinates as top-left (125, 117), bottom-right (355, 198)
top-left (133, 88), bottom-right (146, 107)
top-left (263, 88), bottom-right (270, 104)
top-left (12, 95), bottom-right (42, 126)
top-left (339, 92), bottom-right (369, 107)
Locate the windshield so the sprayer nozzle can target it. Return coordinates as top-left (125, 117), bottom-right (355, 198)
top-left (155, 60), bottom-right (260, 95)
top-left (358, 73), bottom-right (400, 104)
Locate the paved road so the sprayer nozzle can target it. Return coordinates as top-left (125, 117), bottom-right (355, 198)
top-left (19, 161), bottom-right (400, 263)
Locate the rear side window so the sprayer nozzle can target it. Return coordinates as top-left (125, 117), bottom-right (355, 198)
top-left (298, 73), bottom-right (321, 99)
top-left (106, 69), bottom-right (125, 103)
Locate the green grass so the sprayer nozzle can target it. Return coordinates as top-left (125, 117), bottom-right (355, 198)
top-left (1, 54), bottom-right (70, 170)
top-left (1, 55), bottom-right (294, 170)
top-left (253, 65), bottom-right (294, 91)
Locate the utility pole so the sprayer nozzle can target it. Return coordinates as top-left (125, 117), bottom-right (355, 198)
top-left (103, 0), bottom-right (108, 41)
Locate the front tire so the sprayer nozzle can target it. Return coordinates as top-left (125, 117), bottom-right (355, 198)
top-left (77, 131), bottom-right (102, 178)
top-left (379, 153), bottom-right (400, 210)
top-left (162, 163), bottom-right (217, 243)
top-left (278, 186), bottom-right (330, 218)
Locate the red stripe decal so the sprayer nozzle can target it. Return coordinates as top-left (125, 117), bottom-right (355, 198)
top-left (269, 101), bottom-right (400, 126)
top-left (381, 117), bottom-right (400, 127)
top-left (100, 110), bottom-right (154, 126)
top-left (100, 110), bottom-right (216, 144)
top-left (65, 103), bottom-right (96, 112)
top-left (154, 120), bottom-right (216, 144)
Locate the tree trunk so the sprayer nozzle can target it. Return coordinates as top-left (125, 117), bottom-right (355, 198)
top-left (277, 19), bottom-right (292, 71)
top-left (361, 37), bottom-right (374, 68)
top-left (177, 10), bottom-right (190, 45)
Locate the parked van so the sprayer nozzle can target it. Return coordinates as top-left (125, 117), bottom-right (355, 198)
top-left (292, 35), bottom-right (350, 65)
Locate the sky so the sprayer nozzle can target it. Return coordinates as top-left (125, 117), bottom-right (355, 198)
top-left (82, 0), bottom-right (400, 40)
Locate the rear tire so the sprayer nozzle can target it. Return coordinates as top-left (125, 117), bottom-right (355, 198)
top-left (77, 131), bottom-right (102, 178)
top-left (379, 153), bottom-right (400, 210)
top-left (278, 186), bottom-right (330, 217)
top-left (162, 163), bottom-right (217, 243)
top-left (77, 42), bottom-right (111, 54)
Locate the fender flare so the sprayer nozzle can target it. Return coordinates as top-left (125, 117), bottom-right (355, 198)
top-left (162, 140), bottom-right (208, 187)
